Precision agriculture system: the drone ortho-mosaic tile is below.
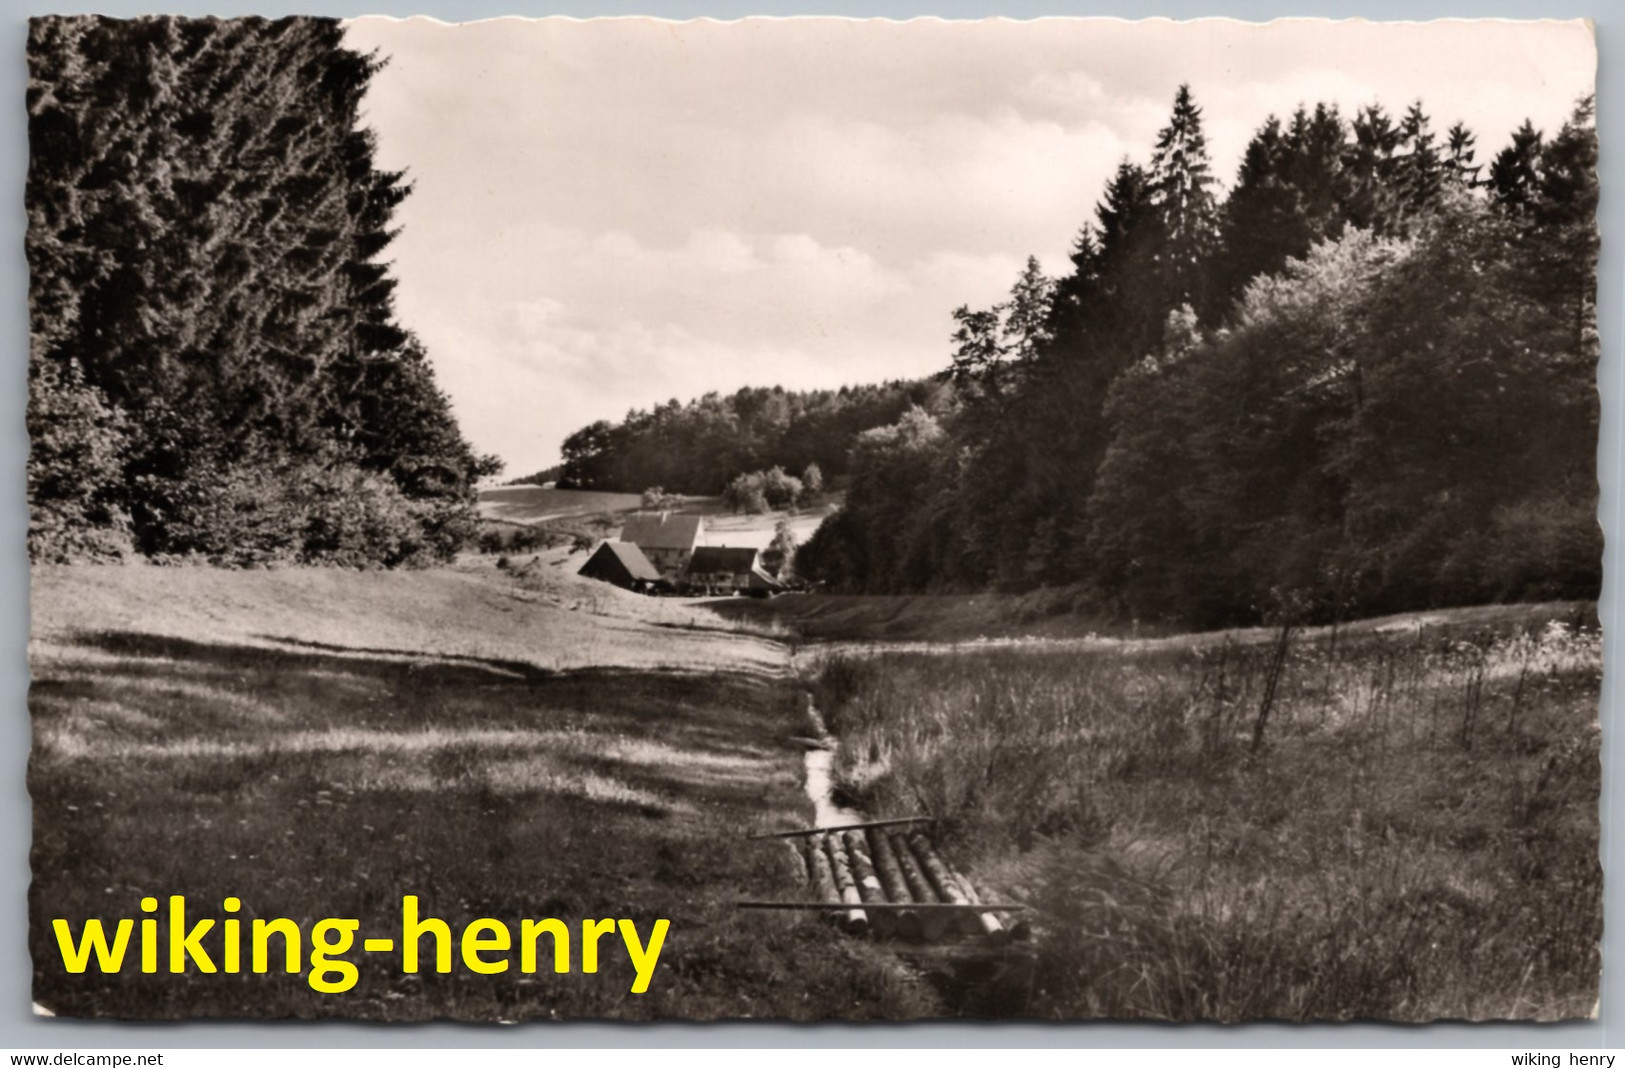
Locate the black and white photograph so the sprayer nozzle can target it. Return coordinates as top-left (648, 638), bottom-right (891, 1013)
top-left (24, 14), bottom-right (1601, 1023)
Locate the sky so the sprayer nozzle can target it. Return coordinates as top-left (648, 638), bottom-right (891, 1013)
top-left (340, 16), bottom-right (1596, 478)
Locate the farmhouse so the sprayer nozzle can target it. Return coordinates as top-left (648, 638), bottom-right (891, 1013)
top-left (684, 545), bottom-right (782, 596)
top-left (578, 540), bottom-right (665, 593)
top-left (618, 513), bottom-right (704, 579)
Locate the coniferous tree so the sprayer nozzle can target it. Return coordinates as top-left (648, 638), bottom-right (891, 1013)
top-left (704, 89), bottom-right (1601, 621)
top-left (1443, 121), bottom-right (1483, 189)
top-left (1213, 116), bottom-right (1295, 317)
top-left (26, 16), bottom-right (498, 563)
top-left (1287, 103), bottom-right (1353, 231)
top-left (1528, 97), bottom-right (1600, 378)
top-left (1148, 84), bottom-right (1221, 316)
top-left (1489, 119), bottom-right (1544, 210)
top-left (1533, 96), bottom-right (1599, 229)
top-left (1048, 162), bottom-right (1160, 363)
top-left (1344, 104), bottom-right (1406, 232)
top-left (1396, 102), bottom-right (1444, 217)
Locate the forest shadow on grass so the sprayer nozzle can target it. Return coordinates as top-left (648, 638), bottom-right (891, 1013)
top-left (30, 629), bottom-right (937, 1022)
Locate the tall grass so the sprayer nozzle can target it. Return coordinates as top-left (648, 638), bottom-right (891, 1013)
top-left (805, 609), bottom-right (1602, 1021)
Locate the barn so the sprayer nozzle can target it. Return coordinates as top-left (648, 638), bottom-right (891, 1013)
top-left (618, 513), bottom-right (705, 579)
top-left (578, 540), bottom-right (665, 593)
top-left (684, 545), bottom-right (783, 596)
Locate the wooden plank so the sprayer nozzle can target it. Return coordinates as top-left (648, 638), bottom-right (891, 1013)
top-left (747, 815), bottom-right (935, 840)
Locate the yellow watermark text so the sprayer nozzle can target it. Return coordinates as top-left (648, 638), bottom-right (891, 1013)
top-left (51, 896), bottom-right (670, 995)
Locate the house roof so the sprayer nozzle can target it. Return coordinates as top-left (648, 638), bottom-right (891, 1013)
top-left (580, 540), bottom-right (661, 583)
top-left (746, 564), bottom-right (783, 590)
top-left (687, 546), bottom-right (760, 574)
top-left (619, 513), bottom-right (704, 551)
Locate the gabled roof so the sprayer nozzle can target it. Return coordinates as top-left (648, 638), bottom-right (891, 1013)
top-left (619, 513), bottom-right (704, 551)
top-left (580, 540), bottom-right (661, 583)
top-left (746, 564), bottom-right (783, 590)
top-left (687, 546), bottom-right (760, 574)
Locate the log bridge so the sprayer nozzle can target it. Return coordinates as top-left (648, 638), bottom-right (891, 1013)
top-left (738, 816), bottom-right (1032, 946)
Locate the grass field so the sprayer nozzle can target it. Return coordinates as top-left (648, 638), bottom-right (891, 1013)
top-left (476, 486), bottom-right (835, 553)
top-left (709, 585), bottom-right (1126, 642)
top-left (31, 555), bottom-right (1602, 1022)
top-left (29, 561), bottom-right (935, 1021)
top-left (804, 601), bottom-right (1602, 1021)
top-left (477, 486), bottom-right (645, 525)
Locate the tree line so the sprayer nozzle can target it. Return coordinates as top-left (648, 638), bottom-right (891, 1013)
top-left (798, 87), bottom-right (1599, 628)
top-left (557, 380), bottom-right (944, 495)
top-left (27, 16), bottom-right (498, 567)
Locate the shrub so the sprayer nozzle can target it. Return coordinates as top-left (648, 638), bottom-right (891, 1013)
top-left (724, 467), bottom-right (804, 514)
top-left (135, 454), bottom-right (477, 568)
top-left (26, 360), bottom-right (133, 562)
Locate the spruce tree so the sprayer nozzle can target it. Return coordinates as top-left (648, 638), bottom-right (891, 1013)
top-left (1148, 84), bottom-right (1221, 315)
top-left (1345, 104), bottom-right (1404, 231)
top-left (1489, 119), bottom-right (1543, 210)
top-left (27, 15), bottom-right (497, 564)
top-left (1396, 102), bottom-right (1444, 217)
top-left (1443, 121), bottom-right (1483, 189)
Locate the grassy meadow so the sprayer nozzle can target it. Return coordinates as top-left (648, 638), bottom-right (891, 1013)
top-left (476, 485), bottom-right (837, 555)
top-left (477, 486), bottom-right (647, 525)
top-left (29, 552), bottom-right (1603, 1023)
top-left (710, 585), bottom-right (1129, 643)
top-left (803, 602), bottom-right (1602, 1021)
top-left (29, 560), bottom-right (936, 1021)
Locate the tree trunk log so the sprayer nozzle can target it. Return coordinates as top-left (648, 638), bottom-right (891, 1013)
top-left (891, 833), bottom-right (952, 940)
top-left (906, 833), bottom-right (966, 902)
top-left (867, 829), bottom-right (910, 899)
top-left (845, 829), bottom-right (910, 936)
top-left (865, 830), bottom-right (924, 941)
top-left (803, 834), bottom-right (842, 922)
top-left (950, 871), bottom-right (1008, 945)
top-left (822, 832), bottom-right (869, 934)
top-left (842, 831), bottom-right (887, 903)
top-left (906, 831), bottom-right (979, 936)
top-left (842, 830), bottom-right (895, 938)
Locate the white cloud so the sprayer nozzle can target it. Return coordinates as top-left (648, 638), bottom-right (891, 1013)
top-left (343, 16), bottom-right (1595, 475)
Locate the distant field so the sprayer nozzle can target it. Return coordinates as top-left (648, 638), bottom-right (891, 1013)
top-left (29, 561), bottom-right (933, 1021)
top-left (695, 505), bottom-right (834, 552)
top-left (477, 485), bottom-right (836, 551)
top-left (477, 486), bottom-right (645, 524)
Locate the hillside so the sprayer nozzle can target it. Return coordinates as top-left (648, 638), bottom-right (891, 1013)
top-left (477, 486), bottom-right (647, 526)
top-left (476, 486), bottom-right (836, 552)
top-left (29, 561), bottom-right (935, 1020)
top-left (31, 557), bottom-right (782, 676)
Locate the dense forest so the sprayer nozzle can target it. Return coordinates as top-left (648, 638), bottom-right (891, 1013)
top-left (26, 16), bottom-right (498, 566)
top-left (797, 87), bottom-right (1599, 627)
top-left (557, 380), bottom-right (944, 495)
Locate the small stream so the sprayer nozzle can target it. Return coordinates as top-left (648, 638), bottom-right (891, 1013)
top-left (800, 693), bottom-right (862, 826)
